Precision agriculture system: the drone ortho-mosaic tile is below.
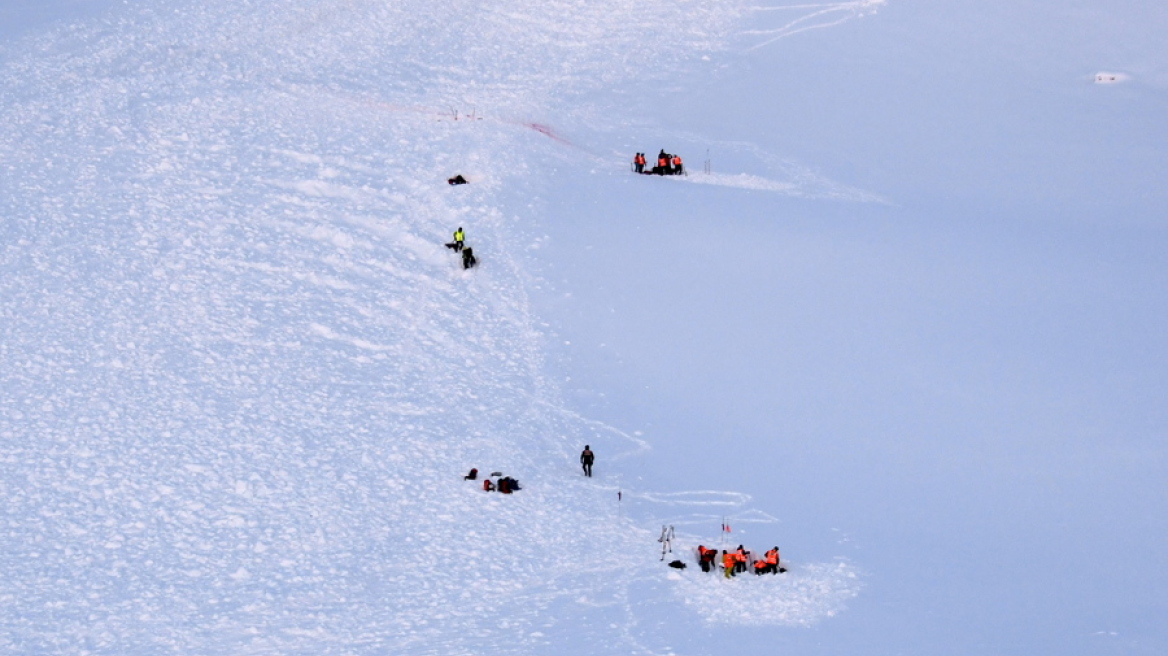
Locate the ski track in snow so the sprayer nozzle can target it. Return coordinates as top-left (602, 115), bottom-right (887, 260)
top-left (742, 0), bottom-right (887, 51)
top-left (676, 169), bottom-right (887, 203)
top-left (0, 0), bottom-right (862, 652)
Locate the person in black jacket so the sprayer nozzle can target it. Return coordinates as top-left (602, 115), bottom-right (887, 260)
top-left (580, 445), bottom-right (594, 477)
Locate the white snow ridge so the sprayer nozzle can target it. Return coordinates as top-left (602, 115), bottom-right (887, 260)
top-left (0, 0), bottom-right (863, 653)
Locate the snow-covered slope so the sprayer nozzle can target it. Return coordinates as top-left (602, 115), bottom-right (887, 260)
top-left (0, 1), bottom-right (873, 653)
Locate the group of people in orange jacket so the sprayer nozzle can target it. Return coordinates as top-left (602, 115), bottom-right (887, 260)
top-left (633, 149), bottom-right (684, 176)
top-left (697, 544), bottom-right (784, 578)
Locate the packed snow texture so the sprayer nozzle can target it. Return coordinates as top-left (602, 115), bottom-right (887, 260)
top-left (0, 0), bottom-right (875, 653)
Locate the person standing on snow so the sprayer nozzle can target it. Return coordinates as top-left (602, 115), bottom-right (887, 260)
top-left (633, 153), bottom-right (646, 174)
top-left (580, 445), bottom-right (594, 477)
top-left (734, 545), bottom-right (748, 575)
top-left (722, 550), bottom-right (736, 579)
top-left (447, 227), bottom-right (465, 252)
top-left (765, 547), bottom-right (781, 574)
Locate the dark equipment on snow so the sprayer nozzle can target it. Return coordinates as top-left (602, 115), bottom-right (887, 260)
top-left (482, 475), bottom-right (521, 493)
top-left (668, 560), bottom-right (687, 570)
top-left (462, 247), bottom-right (476, 269)
top-left (448, 174), bottom-right (467, 185)
top-left (464, 468), bottom-right (478, 480)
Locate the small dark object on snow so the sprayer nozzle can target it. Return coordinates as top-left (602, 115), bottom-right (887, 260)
top-left (448, 174), bottom-right (467, 185)
top-left (462, 247), bottom-right (477, 269)
top-left (668, 560), bottom-right (687, 570)
top-left (497, 476), bottom-right (521, 493)
top-left (489, 471), bottom-right (503, 477)
top-left (464, 468), bottom-right (478, 480)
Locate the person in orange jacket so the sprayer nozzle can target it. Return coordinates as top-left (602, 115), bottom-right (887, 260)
top-left (697, 545), bottom-right (716, 573)
top-left (765, 547), bottom-right (781, 574)
top-left (722, 550), bottom-right (737, 579)
top-left (633, 152), bottom-right (646, 174)
top-left (734, 545), bottom-right (749, 574)
top-left (753, 559), bottom-right (769, 575)
top-left (671, 154), bottom-right (683, 175)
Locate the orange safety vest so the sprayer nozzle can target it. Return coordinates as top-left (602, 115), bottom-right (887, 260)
top-left (753, 560), bottom-right (767, 570)
top-left (766, 549), bottom-right (779, 564)
top-left (672, 156), bottom-right (682, 166)
top-left (635, 154), bottom-right (645, 165)
top-left (722, 553), bottom-right (736, 568)
top-left (658, 157), bottom-right (667, 167)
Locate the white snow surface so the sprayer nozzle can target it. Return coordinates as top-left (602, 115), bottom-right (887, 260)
top-left (0, 0), bottom-right (871, 653)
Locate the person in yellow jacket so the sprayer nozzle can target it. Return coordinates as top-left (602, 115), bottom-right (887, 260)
top-left (446, 227), bottom-right (465, 252)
